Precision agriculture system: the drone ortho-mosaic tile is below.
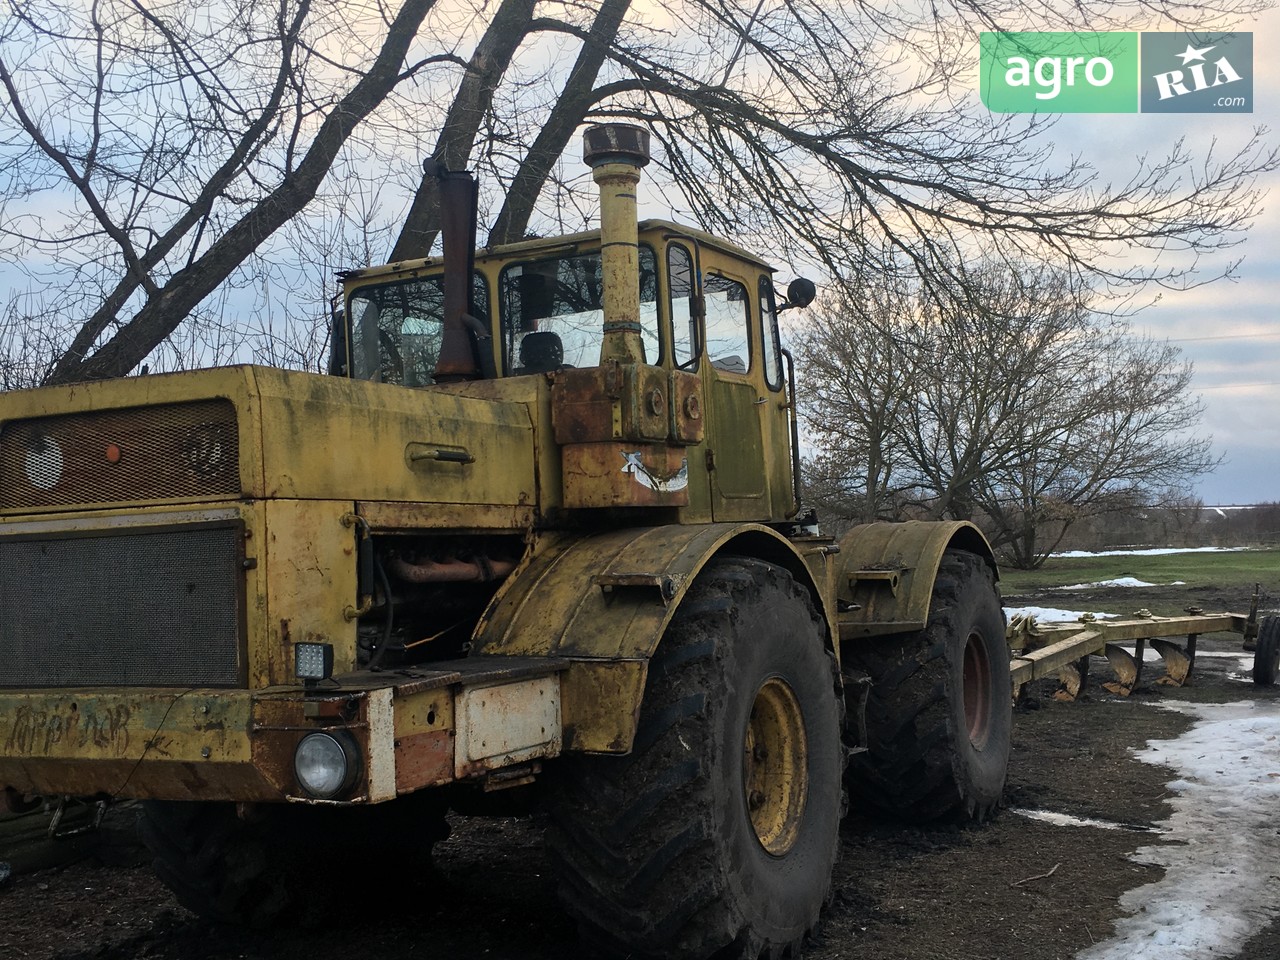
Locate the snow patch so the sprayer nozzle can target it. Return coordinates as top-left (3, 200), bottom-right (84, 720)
top-left (1010, 808), bottom-right (1158, 833)
top-left (1076, 700), bottom-right (1280, 960)
top-left (1004, 605), bottom-right (1119, 623)
top-left (1060, 577), bottom-right (1160, 590)
top-left (1055, 547), bottom-right (1248, 558)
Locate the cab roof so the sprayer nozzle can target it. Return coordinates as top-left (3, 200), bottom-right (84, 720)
top-left (340, 219), bottom-right (774, 282)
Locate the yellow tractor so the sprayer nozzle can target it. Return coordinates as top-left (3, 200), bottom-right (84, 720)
top-left (0, 124), bottom-right (1010, 959)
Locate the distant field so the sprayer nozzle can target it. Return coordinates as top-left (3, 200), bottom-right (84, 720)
top-left (998, 547), bottom-right (1280, 595)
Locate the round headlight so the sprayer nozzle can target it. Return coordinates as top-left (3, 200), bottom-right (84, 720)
top-left (294, 731), bottom-right (358, 799)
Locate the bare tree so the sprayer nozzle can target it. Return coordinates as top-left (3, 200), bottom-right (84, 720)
top-left (793, 261), bottom-right (1219, 567)
top-left (789, 276), bottom-right (921, 525)
top-left (975, 334), bottom-right (1217, 566)
top-left (384, 0), bottom-right (1278, 281)
top-left (0, 0), bottom-right (449, 385)
top-left (1, 0), bottom-right (1275, 385)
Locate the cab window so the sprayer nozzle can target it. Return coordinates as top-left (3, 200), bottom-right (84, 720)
top-left (668, 244), bottom-right (698, 368)
top-left (500, 246), bottom-right (658, 373)
top-left (759, 275), bottom-right (783, 389)
top-left (704, 272), bottom-right (751, 375)
top-left (348, 273), bottom-right (489, 386)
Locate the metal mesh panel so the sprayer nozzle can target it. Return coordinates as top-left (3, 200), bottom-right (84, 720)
top-left (0, 400), bottom-right (239, 510)
top-left (0, 525), bottom-right (244, 687)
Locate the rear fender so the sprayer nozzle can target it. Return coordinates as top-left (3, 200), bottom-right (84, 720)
top-left (835, 520), bottom-right (997, 641)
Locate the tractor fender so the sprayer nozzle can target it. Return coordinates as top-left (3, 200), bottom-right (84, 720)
top-left (835, 520), bottom-right (997, 641)
top-left (471, 522), bottom-right (835, 753)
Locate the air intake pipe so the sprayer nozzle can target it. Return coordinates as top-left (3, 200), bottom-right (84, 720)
top-left (582, 123), bottom-right (651, 366)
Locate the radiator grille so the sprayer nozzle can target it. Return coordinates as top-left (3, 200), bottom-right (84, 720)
top-left (0, 524), bottom-right (244, 687)
top-left (0, 400), bottom-right (240, 511)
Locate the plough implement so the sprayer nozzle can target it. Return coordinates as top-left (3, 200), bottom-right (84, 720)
top-left (1007, 595), bottom-right (1261, 702)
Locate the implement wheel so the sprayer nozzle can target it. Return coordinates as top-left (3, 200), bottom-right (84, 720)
top-left (546, 557), bottom-right (844, 960)
top-left (1252, 616), bottom-right (1280, 686)
top-left (845, 550), bottom-right (1010, 823)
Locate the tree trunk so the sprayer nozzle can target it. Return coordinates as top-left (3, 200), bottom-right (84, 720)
top-left (388, 0), bottom-right (537, 262)
top-left (486, 0), bottom-right (632, 246)
top-left (46, 0), bottom-right (440, 385)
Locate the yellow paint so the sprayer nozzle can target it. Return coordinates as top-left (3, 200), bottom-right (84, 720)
top-left (0, 364), bottom-right (538, 516)
top-left (0, 206), bottom-right (999, 807)
top-left (592, 160), bottom-right (647, 365)
top-left (0, 691), bottom-right (253, 764)
top-left (262, 499), bottom-right (357, 683)
top-left (836, 521), bottom-right (996, 639)
top-left (393, 690), bottom-right (455, 739)
top-left (249, 367), bottom-right (535, 507)
top-left (744, 677), bottom-right (808, 855)
top-left (558, 660), bottom-right (648, 753)
top-left (342, 220), bottom-right (792, 524)
top-left (474, 522), bottom-right (828, 752)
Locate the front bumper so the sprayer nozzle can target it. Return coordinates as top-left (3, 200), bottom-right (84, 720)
top-left (0, 657), bottom-right (565, 803)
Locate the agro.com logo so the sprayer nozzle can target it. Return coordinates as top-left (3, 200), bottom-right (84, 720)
top-left (980, 31), bottom-right (1253, 114)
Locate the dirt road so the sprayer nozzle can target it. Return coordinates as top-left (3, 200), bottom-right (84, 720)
top-left (4, 587), bottom-right (1278, 960)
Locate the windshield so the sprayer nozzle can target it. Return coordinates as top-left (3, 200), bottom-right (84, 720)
top-left (499, 246), bottom-right (658, 373)
top-left (348, 273), bottom-right (489, 386)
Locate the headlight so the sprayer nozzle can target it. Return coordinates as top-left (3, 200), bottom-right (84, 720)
top-left (294, 731), bottom-right (359, 799)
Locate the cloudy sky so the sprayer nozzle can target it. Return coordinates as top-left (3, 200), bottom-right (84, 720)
top-left (1046, 16), bottom-right (1279, 505)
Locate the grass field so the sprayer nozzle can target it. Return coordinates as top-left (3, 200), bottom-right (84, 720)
top-left (998, 547), bottom-right (1280, 595)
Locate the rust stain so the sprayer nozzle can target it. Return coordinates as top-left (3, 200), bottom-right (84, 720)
top-left (394, 730), bottom-right (454, 792)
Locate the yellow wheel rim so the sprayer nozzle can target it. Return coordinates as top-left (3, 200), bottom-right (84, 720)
top-left (743, 677), bottom-right (808, 856)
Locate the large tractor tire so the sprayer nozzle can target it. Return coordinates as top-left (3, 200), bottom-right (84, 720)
top-left (139, 792), bottom-right (449, 927)
top-left (546, 557), bottom-right (845, 960)
top-left (845, 550), bottom-right (1010, 823)
top-left (1252, 616), bottom-right (1280, 686)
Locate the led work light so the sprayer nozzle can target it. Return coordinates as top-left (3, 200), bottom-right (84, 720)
top-left (294, 642), bottom-right (334, 683)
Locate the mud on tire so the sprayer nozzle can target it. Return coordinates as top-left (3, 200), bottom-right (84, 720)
top-left (844, 550), bottom-right (1010, 823)
top-left (545, 557), bottom-right (845, 960)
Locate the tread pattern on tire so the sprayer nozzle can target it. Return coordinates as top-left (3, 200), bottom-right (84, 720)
top-left (844, 550), bottom-right (1010, 823)
top-left (546, 557), bottom-right (844, 960)
top-left (1252, 616), bottom-right (1280, 686)
top-left (139, 801), bottom-right (288, 927)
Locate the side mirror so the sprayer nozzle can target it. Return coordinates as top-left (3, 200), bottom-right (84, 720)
top-left (780, 278), bottom-right (817, 311)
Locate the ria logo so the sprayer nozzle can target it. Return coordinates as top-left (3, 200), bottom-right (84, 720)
top-left (1141, 32), bottom-right (1252, 113)
top-left (1152, 42), bottom-right (1243, 100)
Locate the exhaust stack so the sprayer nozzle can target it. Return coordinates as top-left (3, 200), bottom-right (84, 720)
top-left (552, 123), bottom-right (699, 511)
top-left (582, 124), bottom-right (651, 365)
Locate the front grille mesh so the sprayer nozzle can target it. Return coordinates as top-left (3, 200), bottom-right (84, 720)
top-left (0, 524), bottom-right (244, 687)
top-left (0, 400), bottom-right (240, 510)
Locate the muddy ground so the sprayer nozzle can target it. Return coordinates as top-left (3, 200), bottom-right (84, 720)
top-left (3, 581), bottom-right (1278, 960)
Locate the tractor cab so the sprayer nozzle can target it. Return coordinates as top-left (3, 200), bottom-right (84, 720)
top-left (332, 127), bottom-right (813, 524)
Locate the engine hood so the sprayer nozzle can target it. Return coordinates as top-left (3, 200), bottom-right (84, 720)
top-left (0, 365), bottom-right (537, 518)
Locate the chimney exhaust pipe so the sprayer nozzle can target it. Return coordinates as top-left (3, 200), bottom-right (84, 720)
top-left (582, 123), bottom-right (651, 365)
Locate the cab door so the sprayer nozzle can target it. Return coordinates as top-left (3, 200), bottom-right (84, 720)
top-left (666, 241), bottom-right (793, 523)
top-left (701, 269), bottom-right (769, 519)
